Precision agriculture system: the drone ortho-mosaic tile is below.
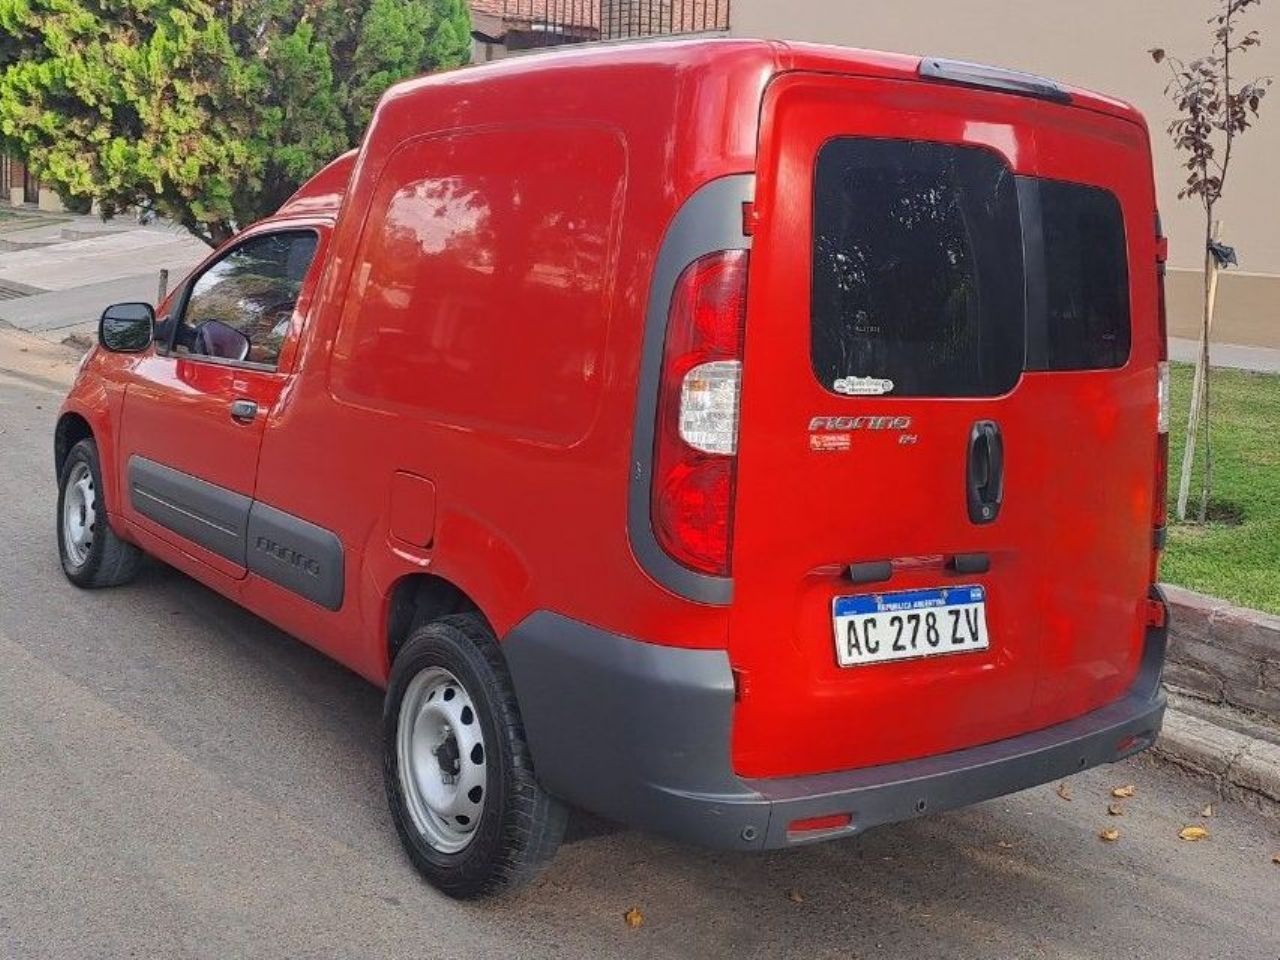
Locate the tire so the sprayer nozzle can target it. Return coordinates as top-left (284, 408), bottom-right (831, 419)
top-left (56, 438), bottom-right (142, 588)
top-left (384, 613), bottom-right (567, 899)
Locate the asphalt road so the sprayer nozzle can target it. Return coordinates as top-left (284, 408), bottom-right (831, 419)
top-left (1, 337), bottom-right (1278, 960)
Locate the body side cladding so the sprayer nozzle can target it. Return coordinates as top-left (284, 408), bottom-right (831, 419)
top-left (126, 454), bottom-right (344, 609)
top-left (247, 500), bottom-right (345, 611)
top-left (128, 456), bottom-right (251, 566)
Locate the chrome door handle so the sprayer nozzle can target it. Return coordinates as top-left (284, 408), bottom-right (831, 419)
top-left (229, 399), bottom-right (258, 423)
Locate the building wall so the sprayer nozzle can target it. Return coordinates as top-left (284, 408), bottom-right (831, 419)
top-left (731, 0), bottom-right (1280, 347)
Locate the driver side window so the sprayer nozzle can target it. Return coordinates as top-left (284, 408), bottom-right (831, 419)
top-left (172, 230), bottom-right (319, 369)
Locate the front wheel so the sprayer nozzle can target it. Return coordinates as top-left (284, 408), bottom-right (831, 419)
top-left (57, 438), bottom-right (142, 588)
top-left (383, 614), bottom-right (567, 898)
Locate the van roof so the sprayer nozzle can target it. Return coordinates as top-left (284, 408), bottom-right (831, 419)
top-left (272, 38), bottom-right (1145, 224)
top-left (395, 37), bottom-right (1143, 124)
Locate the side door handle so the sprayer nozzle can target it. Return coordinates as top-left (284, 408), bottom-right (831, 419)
top-left (229, 399), bottom-right (259, 423)
top-left (967, 420), bottom-right (1004, 524)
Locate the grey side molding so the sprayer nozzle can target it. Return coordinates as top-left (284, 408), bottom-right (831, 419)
top-left (627, 173), bottom-right (755, 606)
top-left (247, 501), bottom-right (345, 611)
top-left (128, 454), bottom-right (345, 609)
top-left (128, 456), bottom-right (250, 566)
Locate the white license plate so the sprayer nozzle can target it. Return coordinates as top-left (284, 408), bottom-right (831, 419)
top-left (832, 585), bottom-right (989, 668)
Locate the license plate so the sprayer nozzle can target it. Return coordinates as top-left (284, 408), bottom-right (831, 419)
top-left (832, 585), bottom-right (989, 668)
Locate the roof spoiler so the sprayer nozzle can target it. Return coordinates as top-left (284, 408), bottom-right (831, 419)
top-left (919, 57), bottom-right (1072, 104)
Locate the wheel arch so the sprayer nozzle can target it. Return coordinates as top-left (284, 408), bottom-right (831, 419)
top-left (54, 411), bottom-right (94, 476)
top-left (386, 573), bottom-right (484, 667)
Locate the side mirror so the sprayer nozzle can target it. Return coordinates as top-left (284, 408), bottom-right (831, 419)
top-left (99, 302), bottom-right (155, 353)
top-left (192, 319), bottom-right (250, 362)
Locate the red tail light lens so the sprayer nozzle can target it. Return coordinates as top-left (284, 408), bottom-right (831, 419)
top-left (651, 250), bottom-right (748, 576)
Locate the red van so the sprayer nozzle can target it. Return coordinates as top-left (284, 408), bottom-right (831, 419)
top-left (55, 39), bottom-right (1171, 898)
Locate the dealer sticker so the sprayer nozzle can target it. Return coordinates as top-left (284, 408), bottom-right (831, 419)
top-left (810, 433), bottom-right (852, 452)
top-left (833, 376), bottom-right (895, 396)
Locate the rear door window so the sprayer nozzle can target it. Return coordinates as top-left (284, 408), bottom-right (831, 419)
top-left (1024, 179), bottom-right (1131, 370)
top-left (811, 138), bottom-right (1025, 398)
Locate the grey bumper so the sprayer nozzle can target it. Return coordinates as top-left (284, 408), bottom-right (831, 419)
top-left (503, 594), bottom-right (1168, 851)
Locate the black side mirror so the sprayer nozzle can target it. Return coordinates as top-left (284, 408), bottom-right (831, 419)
top-left (99, 302), bottom-right (155, 353)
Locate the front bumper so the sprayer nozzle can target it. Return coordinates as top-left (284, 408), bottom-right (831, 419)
top-left (503, 593), bottom-right (1167, 851)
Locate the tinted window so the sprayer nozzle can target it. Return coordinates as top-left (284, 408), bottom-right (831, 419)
top-left (811, 139), bottom-right (1024, 398)
top-left (173, 231), bottom-right (318, 368)
top-left (1028, 180), bottom-right (1130, 370)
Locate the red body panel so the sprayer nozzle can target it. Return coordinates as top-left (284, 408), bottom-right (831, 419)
top-left (58, 39), bottom-right (1162, 786)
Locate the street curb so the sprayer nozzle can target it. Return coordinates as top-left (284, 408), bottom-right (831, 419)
top-left (1153, 707), bottom-right (1280, 817)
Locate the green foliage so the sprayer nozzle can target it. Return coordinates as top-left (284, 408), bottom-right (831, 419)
top-left (1164, 362), bottom-right (1280, 614)
top-left (0, 0), bottom-right (471, 245)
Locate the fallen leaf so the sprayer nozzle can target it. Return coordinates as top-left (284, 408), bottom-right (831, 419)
top-left (997, 840), bottom-right (1015, 849)
top-left (1179, 826), bottom-right (1210, 842)
top-left (1200, 803), bottom-right (1215, 818)
top-left (1271, 853), bottom-right (1280, 865)
top-left (787, 889), bottom-right (805, 904)
top-left (1056, 782), bottom-right (1073, 801)
top-left (1111, 785), bottom-right (1136, 799)
top-left (1099, 828), bottom-right (1120, 842)
top-left (623, 908), bottom-right (643, 929)
top-left (1107, 803), bottom-right (1124, 817)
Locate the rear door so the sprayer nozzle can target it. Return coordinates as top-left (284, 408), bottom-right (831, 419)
top-left (730, 72), bottom-right (1160, 779)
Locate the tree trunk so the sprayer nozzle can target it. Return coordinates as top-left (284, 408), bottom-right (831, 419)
top-left (1176, 218), bottom-right (1221, 522)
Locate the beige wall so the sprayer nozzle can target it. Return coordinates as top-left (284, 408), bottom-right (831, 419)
top-left (731, 0), bottom-right (1280, 347)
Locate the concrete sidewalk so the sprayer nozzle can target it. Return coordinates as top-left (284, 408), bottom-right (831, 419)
top-left (0, 219), bottom-right (206, 341)
top-left (1169, 336), bottom-right (1280, 374)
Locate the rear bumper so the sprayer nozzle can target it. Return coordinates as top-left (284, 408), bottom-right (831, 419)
top-left (503, 592), bottom-right (1168, 851)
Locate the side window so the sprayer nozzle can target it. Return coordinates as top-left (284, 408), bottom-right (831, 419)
top-left (172, 230), bottom-right (319, 368)
top-left (1025, 180), bottom-right (1131, 370)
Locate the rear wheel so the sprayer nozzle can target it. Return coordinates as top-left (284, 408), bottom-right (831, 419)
top-left (383, 613), bottom-right (566, 898)
top-left (57, 438), bottom-right (142, 588)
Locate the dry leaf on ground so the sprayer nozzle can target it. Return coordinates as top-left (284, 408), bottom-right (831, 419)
top-left (1200, 803), bottom-right (1215, 818)
top-left (787, 889), bottom-right (805, 904)
top-left (1111, 785), bottom-right (1136, 799)
top-left (1056, 782), bottom-right (1073, 801)
top-left (1271, 853), bottom-right (1279, 865)
top-left (1178, 826), bottom-right (1210, 842)
top-left (623, 908), bottom-right (644, 929)
top-left (997, 840), bottom-right (1015, 849)
top-left (1099, 828), bottom-right (1120, 842)
top-left (1107, 803), bottom-right (1124, 816)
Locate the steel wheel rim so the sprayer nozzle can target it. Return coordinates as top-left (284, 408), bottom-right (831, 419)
top-left (397, 665), bottom-right (487, 854)
top-left (62, 461), bottom-right (96, 568)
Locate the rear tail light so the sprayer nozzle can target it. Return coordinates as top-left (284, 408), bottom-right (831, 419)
top-left (1153, 215), bottom-right (1170, 558)
top-left (1157, 361), bottom-right (1171, 436)
top-left (651, 250), bottom-right (748, 576)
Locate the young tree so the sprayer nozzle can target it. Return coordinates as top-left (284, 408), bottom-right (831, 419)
top-left (0, 0), bottom-right (470, 246)
top-left (1151, 0), bottom-right (1271, 523)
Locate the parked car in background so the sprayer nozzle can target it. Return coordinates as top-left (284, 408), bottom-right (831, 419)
top-left (55, 39), bottom-right (1171, 898)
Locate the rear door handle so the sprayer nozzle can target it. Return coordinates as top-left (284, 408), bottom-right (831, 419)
top-left (229, 399), bottom-right (258, 423)
top-left (967, 420), bottom-right (1004, 524)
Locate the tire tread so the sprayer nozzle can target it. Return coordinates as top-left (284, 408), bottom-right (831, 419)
top-left (385, 612), bottom-right (566, 898)
top-left (59, 438), bottom-right (142, 589)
